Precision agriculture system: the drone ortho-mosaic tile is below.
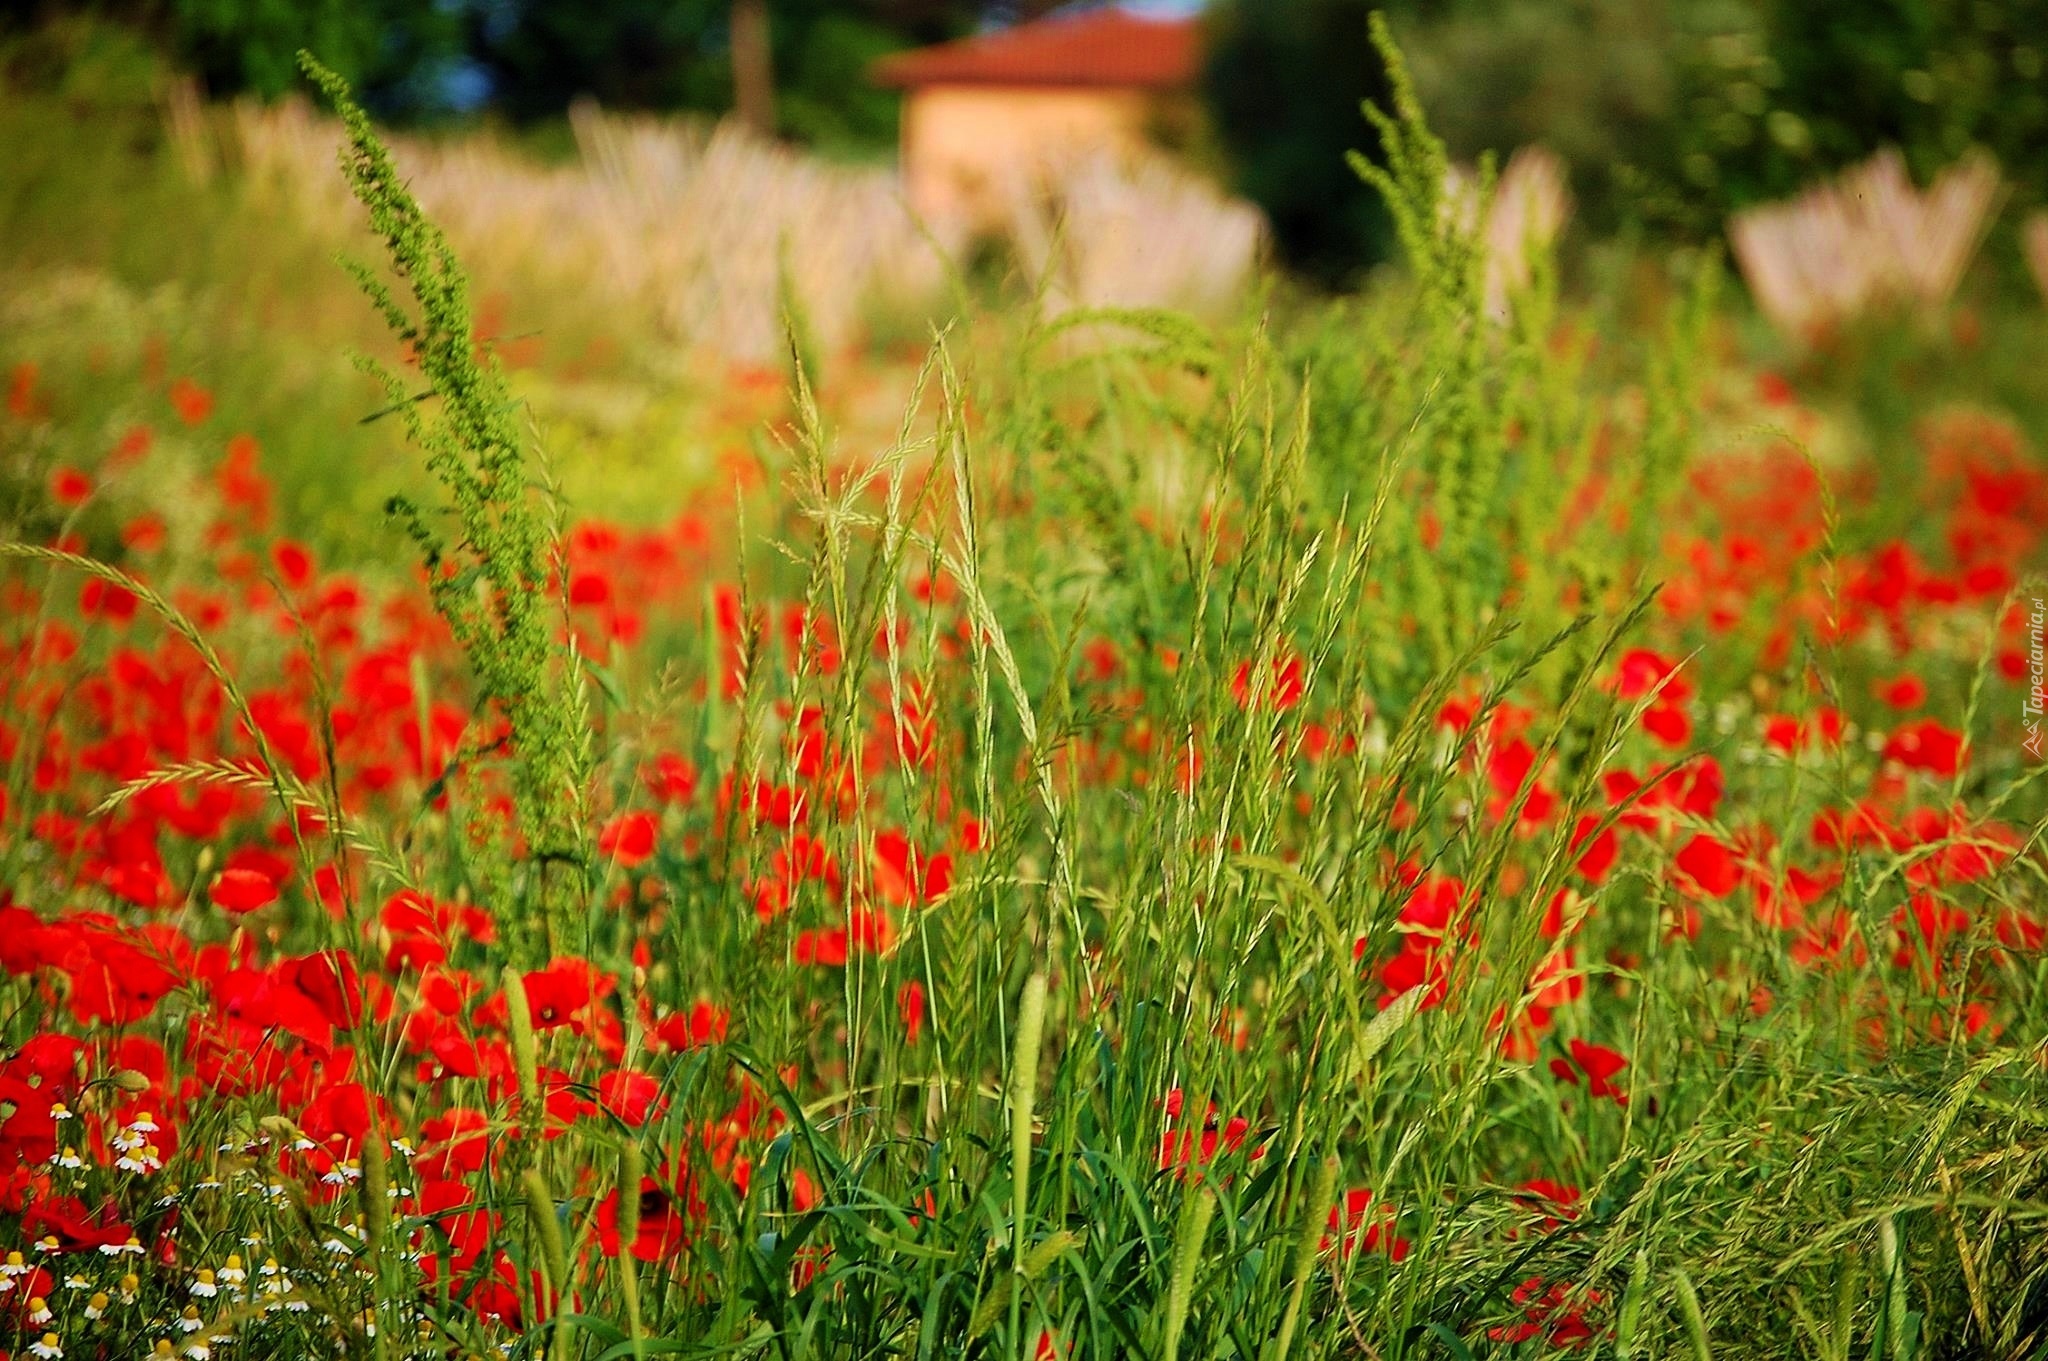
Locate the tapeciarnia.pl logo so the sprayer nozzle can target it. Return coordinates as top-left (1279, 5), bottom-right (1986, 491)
top-left (2026, 597), bottom-right (2045, 759)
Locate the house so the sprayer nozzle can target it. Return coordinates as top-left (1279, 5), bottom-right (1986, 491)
top-left (871, 7), bottom-right (1202, 227)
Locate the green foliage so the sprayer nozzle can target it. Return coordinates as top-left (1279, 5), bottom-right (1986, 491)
top-left (1390, 0), bottom-right (2048, 239)
top-left (302, 53), bottom-right (593, 962)
top-left (1758, 0), bottom-right (2048, 209)
top-left (477, 0), bottom-right (936, 150)
top-left (1201, 0), bottom-right (1400, 284)
top-left (168, 0), bottom-right (461, 106)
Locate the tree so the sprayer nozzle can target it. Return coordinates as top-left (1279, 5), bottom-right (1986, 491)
top-left (162, 0), bottom-right (461, 107)
top-left (729, 0), bottom-right (774, 135)
top-left (1200, 0), bottom-right (1401, 285)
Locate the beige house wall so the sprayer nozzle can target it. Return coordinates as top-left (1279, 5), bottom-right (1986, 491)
top-left (899, 84), bottom-right (1160, 227)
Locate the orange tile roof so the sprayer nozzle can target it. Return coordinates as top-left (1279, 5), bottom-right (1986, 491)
top-left (871, 8), bottom-right (1201, 91)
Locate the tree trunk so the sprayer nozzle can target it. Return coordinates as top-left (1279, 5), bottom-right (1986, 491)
top-left (731, 0), bottom-right (775, 138)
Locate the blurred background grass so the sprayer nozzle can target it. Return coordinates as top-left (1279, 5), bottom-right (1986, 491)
top-left (4, 0), bottom-right (2048, 561)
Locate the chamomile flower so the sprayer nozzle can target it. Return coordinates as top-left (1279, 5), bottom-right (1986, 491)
top-left (28, 1331), bottom-right (62, 1358)
top-left (115, 1144), bottom-right (162, 1175)
top-left (84, 1291), bottom-right (110, 1320)
top-left (151, 1342), bottom-right (176, 1360)
top-left (176, 1305), bottom-right (205, 1333)
top-left (118, 1273), bottom-right (141, 1303)
top-left (28, 1294), bottom-right (53, 1323)
top-left (189, 1270), bottom-right (217, 1298)
top-left (49, 1103), bottom-right (72, 1122)
top-left (100, 1235), bottom-right (146, 1257)
top-left (62, 1272), bottom-right (91, 1291)
top-left (53, 1147), bottom-right (83, 1170)
top-left (4, 1249), bottom-right (30, 1276)
top-left (216, 1256), bottom-right (245, 1287)
top-left (125, 1111), bottom-right (160, 1134)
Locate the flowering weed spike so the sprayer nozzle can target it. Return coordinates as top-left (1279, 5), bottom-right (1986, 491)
top-left (1266, 1155), bottom-right (1340, 1361)
top-left (1161, 1184), bottom-right (1216, 1361)
top-left (299, 51), bottom-right (592, 962)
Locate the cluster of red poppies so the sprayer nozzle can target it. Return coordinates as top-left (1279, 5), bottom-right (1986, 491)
top-left (1, 351), bottom-right (2042, 1352)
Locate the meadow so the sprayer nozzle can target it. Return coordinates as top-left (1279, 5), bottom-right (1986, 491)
top-left (4, 20), bottom-right (2048, 1361)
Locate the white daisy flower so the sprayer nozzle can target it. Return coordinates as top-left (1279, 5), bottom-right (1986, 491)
top-left (27, 1331), bottom-right (62, 1359)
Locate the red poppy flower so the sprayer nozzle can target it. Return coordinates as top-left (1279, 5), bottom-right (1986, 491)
top-left (643, 752), bottom-right (699, 804)
top-left (211, 867), bottom-right (280, 914)
top-left (1549, 1038), bottom-right (1629, 1105)
top-left (515, 958), bottom-right (604, 1029)
top-left (598, 810), bottom-right (659, 868)
top-left (597, 1070), bottom-right (664, 1127)
top-left (649, 1000), bottom-right (728, 1052)
top-left (1614, 649), bottom-right (1690, 703)
top-left (65, 934), bottom-right (179, 1026)
top-left (1231, 653), bottom-right (1306, 711)
top-left (168, 376), bottom-right (214, 425)
top-left (1321, 1186), bottom-right (1409, 1261)
top-left (1882, 719), bottom-right (1965, 777)
top-left (1569, 816), bottom-right (1618, 883)
top-left (49, 467), bottom-right (92, 506)
top-left (1673, 835), bottom-right (1740, 898)
top-left (285, 950), bottom-right (365, 1030)
top-left (1488, 1277), bottom-right (1603, 1348)
top-left (596, 1176), bottom-right (693, 1262)
top-left (898, 980), bottom-right (927, 1044)
top-left (1877, 674), bottom-right (1927, 709)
